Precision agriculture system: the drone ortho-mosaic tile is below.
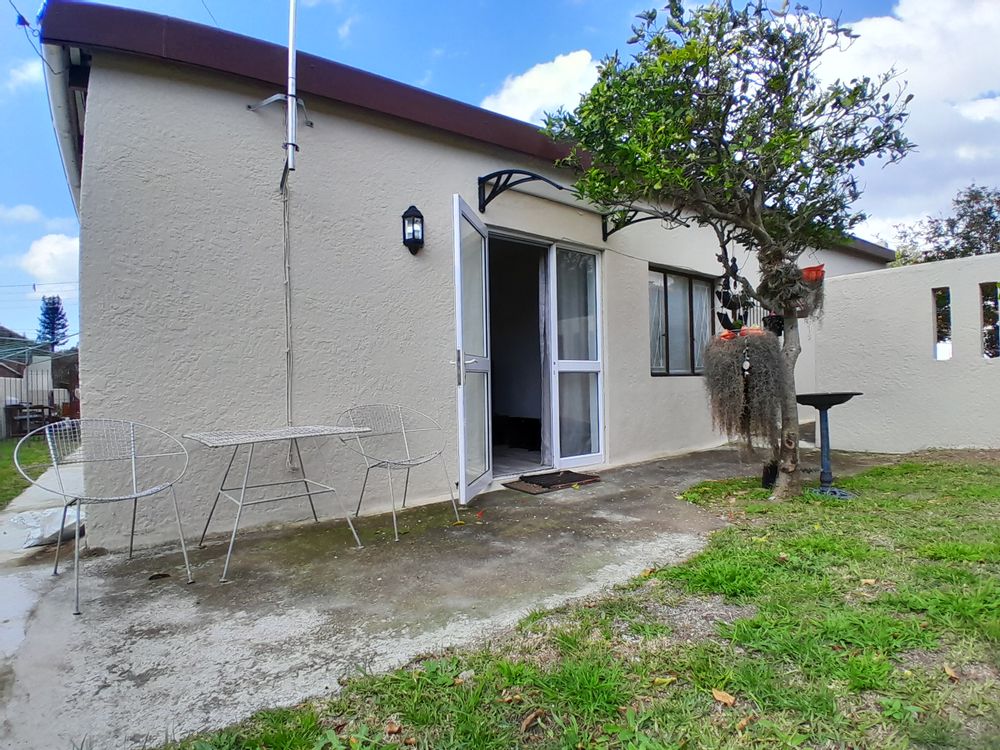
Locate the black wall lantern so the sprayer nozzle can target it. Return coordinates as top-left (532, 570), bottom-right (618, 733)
top-left (402, 205), bottom-right (424, 254)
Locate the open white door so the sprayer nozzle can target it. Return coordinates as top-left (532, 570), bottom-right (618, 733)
top-left (548, 245), bottom-right (604, 469)
top-left (453, 195), bottom-right (492, 504)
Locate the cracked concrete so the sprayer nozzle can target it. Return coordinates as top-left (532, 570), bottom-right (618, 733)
top-left (0, 447), bottom-right (889, 748)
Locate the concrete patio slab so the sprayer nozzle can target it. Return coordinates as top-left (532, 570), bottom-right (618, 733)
top-left (0, 447), bottom-right (889, 749)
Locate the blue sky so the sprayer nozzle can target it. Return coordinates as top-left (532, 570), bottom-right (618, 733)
top-left (1, 0), bottom-right (998, 339)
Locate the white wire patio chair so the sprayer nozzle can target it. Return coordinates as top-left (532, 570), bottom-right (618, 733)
top-left (13, 418), bottom-right (193, 614)
top-left (335, 405), bottom-right (459, 541)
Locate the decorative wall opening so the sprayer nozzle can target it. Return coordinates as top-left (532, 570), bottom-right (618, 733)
top-left (933, 287), bottom-right (952, 361)
top-left (981, 281), bottom-right (999, 359)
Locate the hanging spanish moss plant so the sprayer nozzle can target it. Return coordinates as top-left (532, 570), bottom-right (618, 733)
top-left (703, 330), bottom-right (785, 449)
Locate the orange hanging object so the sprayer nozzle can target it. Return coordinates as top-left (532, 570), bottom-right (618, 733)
top-left (720, 329), bottom-right (738, 340)
top-left (802, 264), bottom-right (825, 283)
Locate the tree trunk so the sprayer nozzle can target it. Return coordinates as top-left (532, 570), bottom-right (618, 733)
top-left (772, 311), bottom-right (802, 498)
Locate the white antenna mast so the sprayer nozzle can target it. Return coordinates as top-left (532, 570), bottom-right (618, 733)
top-left (247, 0), bottom-right (311, 444)
top-left (281, 0), bottom-right (297, 189)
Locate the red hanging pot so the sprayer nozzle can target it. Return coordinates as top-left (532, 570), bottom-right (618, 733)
top-left (802, 264), bottom-right (825, 283)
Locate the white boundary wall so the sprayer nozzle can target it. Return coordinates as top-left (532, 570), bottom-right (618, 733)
top-left (815, 254), bottom-right (1000, 453)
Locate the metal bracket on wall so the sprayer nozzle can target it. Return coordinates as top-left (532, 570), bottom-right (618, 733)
top-left (246, 95), bottom-right (315, 127)
top-left (477, 169), bottom-right (566, 213)
top-left (601, 209), bottom-right (662, 241)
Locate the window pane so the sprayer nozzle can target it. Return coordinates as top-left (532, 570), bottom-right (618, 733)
top-left (559, 371), bottom-right (599, 457)
top-left (649, 271), bottom-right (666, 372)
top-left (460, 216), bottom-right (487, 358)
top-left (667, 274), bottom-right (691, 373)
top-left (557, 249), bottom-right (598, 360)
top-left (463, 371), bottom-right (489, 484)
top-left (692, 279), bottom-right (712, 372)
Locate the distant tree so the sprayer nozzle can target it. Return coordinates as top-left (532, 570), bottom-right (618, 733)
top-left (37, 295), bottom-right (69, 351)
top-left (545, 1), bottom-right (913, 496)
top-left (893, 184), bottom-right (1000, 264)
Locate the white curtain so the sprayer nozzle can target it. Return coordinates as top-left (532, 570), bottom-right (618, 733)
top-left (649, 271), bottom-right (665, 372)
top-left (692, 279), bottom-right (712, 372)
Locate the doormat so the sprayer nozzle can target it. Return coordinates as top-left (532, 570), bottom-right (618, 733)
top-left (502, 470), bottom-right (600, 495)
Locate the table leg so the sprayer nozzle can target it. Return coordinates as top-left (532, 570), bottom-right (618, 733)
top-left (220, 443), bottom-right (254, 583)
top-left (199, 445), bottom-right (238, 547)
top-left (819, 407), bottom-right (833, 490)
top-left (292, 438), bottom-right (320, 523)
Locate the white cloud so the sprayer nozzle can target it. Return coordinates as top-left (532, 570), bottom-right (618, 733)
top-left (0, 204), bottom-right (43, 223)
top-left (18, 234), bottom-right (79, 295)
top-left (817, 0), bottom-right (1000, 239)
top-left (956, 96), bottom-right (1000, 123)
top-left (4, 59), bottom-right (43, 92)
top-left (481, 50), bottom-right (599, 125)
top-left (337, 15), bottom-right (357, 40)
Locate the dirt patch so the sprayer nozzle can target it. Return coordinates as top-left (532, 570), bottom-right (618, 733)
top-left (645, 594), bottom-right (756, 644)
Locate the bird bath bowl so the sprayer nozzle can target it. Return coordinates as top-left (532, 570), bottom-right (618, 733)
top-left (796, 392), bottom-right (862, 499)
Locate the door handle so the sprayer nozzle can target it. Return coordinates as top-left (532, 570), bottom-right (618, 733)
top-left (464, 358), bottom-right (478, 365)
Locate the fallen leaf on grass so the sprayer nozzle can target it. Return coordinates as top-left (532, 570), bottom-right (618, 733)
top-left (451, 520), bottom-right (466, 526)
top-left (403, 738), bottom-right (417, 746)
top-left (860, 578), bottom-right (877, 586)
top-left (385, 722), bottom-right (402, 735)
top-left (944, 665), bottom-right (960, 682)
top-left (736, 716), bottom-right (755, 732)
top-left (640, 568), bottom-right (657, 577)
top-left (520, 708), bottom-right (546, 733)
top-left (452, 677), bottom-right (465, 686)
top-left (652, 676), bottom-right (677, 687)
top-left (712, 688), bottom-right (736, 707)
top-left (777, 553), bottom-right (789, 563)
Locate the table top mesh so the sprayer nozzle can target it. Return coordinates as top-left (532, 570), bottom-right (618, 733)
top-left (183, 425), bottom-right (368, 447)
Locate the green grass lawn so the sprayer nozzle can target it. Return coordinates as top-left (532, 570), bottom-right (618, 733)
top-left (0, 436), bottom-right (50, 511)
top-left (168, 462), bottom-right (1000, 750)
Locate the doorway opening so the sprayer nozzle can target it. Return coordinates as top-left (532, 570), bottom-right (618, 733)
top-left (488, 236), bottom-right (551, 477)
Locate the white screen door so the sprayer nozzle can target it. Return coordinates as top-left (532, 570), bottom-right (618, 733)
top-left (548, 245), bottom-right (603, 468)
top-left (453, 195), bottom-right (492, 503)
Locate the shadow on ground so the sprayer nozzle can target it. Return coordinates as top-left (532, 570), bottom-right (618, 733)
top-left (0, 447), bottom-right (893, 748)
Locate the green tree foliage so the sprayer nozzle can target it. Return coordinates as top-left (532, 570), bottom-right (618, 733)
top-left (545, 1), bottom-right (913, 495)
top-left (36, 295), bottom-right (69, 351)
top-left (893, 184), bottom-right (1000, 264)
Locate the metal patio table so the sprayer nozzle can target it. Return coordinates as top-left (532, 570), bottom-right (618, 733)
top-left (184, 425), bottom-right (369, 582)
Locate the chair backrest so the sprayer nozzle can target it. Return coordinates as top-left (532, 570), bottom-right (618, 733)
top-left (335, 404), bottom-right (444, 467)
top-left (14, 418), bottom-right (188, 502)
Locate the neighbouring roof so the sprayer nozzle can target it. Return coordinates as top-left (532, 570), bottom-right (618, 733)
top-left (39, 0), bottom-right (894, 264)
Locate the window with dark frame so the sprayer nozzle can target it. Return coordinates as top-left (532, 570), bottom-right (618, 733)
top-left (649, 267), bottom-right (715, 375)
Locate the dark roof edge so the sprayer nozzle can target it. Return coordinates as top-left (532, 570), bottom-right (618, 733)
top-left (840, 235), bottom-right (895, 263)
top-left (40, 0), bottom-right (569, 163)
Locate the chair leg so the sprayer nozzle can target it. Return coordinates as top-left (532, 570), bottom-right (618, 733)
top-left (439, 454), bottom-right (460, 522)
top-left (52, 501), bottom-right (69, 576)
top-left (128, 497), bottom-right (138, 559)
top-left (401, 468), bottom-right (411, 508)
top-left (355, 466), bottom-right (371, 517)
top-left (387, 468), bottom-right (399, 542)
top-left (73, 500), bottom-right (82, 615)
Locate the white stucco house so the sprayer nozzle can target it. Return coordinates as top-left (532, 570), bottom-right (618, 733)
top-left (38, 0), bottom-right (894, 547)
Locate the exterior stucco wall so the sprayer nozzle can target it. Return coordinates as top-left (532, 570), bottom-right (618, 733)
top-left (814, 254), bottom-right (1000, 452)
top-left (76, 53), bottom-right (885, 548)
top-left (795, 247), bottom-right (890, 418)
